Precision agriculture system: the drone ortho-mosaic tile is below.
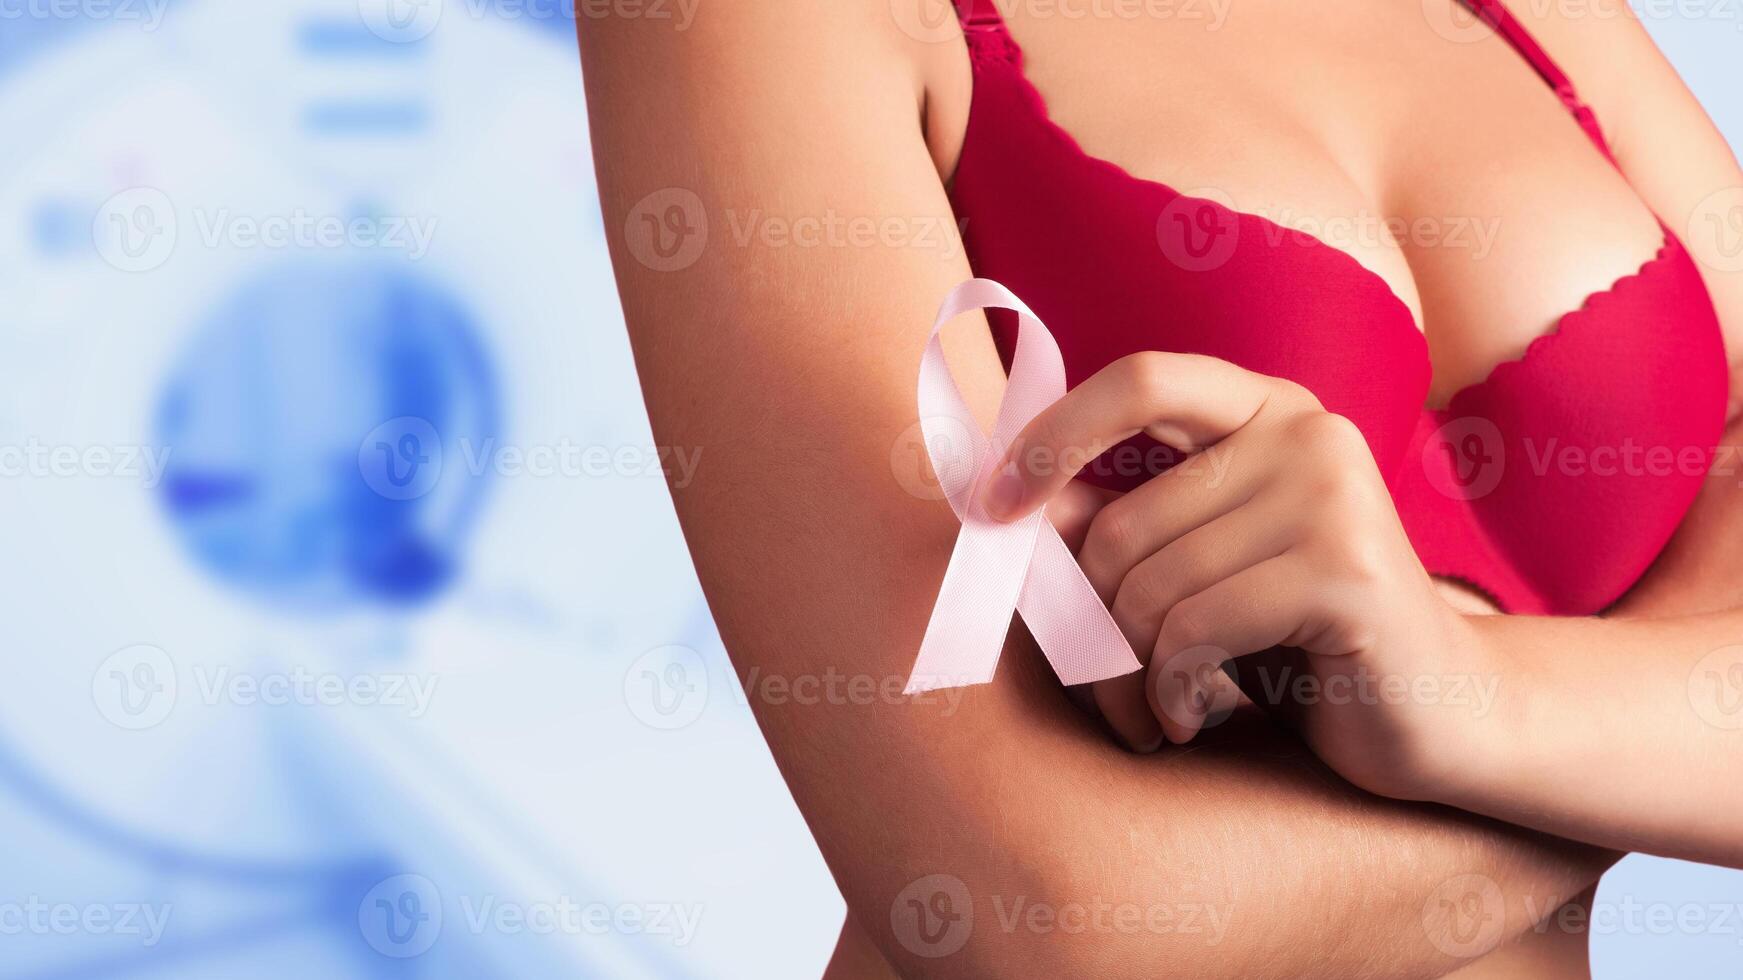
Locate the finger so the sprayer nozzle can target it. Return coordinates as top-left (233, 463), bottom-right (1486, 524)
top-left (982, 352), bottom-right (1306, 521)
top-left (1077, 422), bottom-right (1272, 602)
top-left (1109, 491), bottom-right (1299, 649)
top-left (1147, 555), bottom-right (1346, 744)
top-left (1091, 493), bottom-right (1297, 750)
top-left (1091, 661), bottom-right (1164, 752)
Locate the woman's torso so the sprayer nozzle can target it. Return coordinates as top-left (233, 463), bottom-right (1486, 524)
top-left (918, 0), bottom-right (1728, 618)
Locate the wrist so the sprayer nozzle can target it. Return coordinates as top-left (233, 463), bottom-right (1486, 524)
top-left (1418, 613), bottom-right (1524, 808)
top-left (1403, 610), bottom-right (1520, 807)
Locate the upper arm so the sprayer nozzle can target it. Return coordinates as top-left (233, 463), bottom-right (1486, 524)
top-left (580, 5), bottom-right (1105, 973)
top-left (1510, 0), bottom-right (1743, 378)
top-left (580, 5), bottom-right (1609, 975)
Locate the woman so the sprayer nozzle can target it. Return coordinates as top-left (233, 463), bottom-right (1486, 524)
top-left (581, 0), bottom-right (1743, 975)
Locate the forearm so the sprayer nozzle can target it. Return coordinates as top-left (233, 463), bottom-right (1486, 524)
top-left (1424, 410), bottom-right (1743, 863)
top-left (749, 628), bottom-right (1611, 979)
top-left (1007, 686), bottom-right (1611, 979)
top-left (1445, 610), bottom-right (1743, 866)
top-left (682, 379), bottom-right (1609, 978)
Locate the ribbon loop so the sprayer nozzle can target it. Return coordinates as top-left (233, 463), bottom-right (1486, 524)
top-left (905, 279), bottom-right (1144, 694)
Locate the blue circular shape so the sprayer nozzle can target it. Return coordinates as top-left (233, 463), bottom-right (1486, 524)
top-left (357, 872), bottom-right (444, 958)
top-left (154, 260), bottom-right (499, 610)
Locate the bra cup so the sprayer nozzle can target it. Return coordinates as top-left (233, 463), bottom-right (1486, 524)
top-left (949, 38), bottom-right (1729, 615)
top-left (1403, 240), bottom-right (1729, 614)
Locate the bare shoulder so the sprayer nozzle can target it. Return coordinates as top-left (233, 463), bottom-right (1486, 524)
top-left (1498, 0), bottom-right (1743, 367)
top-left (1493, 0), bottom-right (1720, 154)
top-left (577, 0), bottom-right (937, 118)
top-left (578, 0), bottom-right (973, 213)
top-left (1494, 0), bottom-right (1658, 64)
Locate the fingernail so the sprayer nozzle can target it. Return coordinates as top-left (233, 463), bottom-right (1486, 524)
top-left (982, 464), bottom-right (1025, 521)
top-left (1129, 730), bottom-right (1165, 754)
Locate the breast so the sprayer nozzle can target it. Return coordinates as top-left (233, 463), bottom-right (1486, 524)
top-left (951, 58), bottom-right (1430, 490)
top-left (950, 48), bottom-right (1729, 617)
top-left (1393, 235), bottom-right (1729, 614)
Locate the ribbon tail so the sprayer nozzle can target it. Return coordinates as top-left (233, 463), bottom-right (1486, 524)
top-left (905, 512), bottom-right (1044, 695)
top-left (1015, 521), bottom-right (1144, 686)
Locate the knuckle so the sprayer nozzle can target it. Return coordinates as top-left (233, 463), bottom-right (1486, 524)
top-left (1316, 459), bottom-right (1375, 511)
top-left (1339, 540), bottom-right (1388, 589)
top-left (1160, 596), bottom-right (1217, 649)
top-left (1082, 505), bottom-right (1135, 565)
top-left (1112, 567), bottom-right (1167, 628)
top-left (1270, 377), bottom-right (1322, 412)
top-left (1161, 534), bottom-right (1214, 589)
top-left (1121, 351), bottom-right (1176, 405)
top-left (1294, 418), bottom-right (1381, 502)
top-left (1302, 522), bottom-right (1385, 589)
top-left (1292, 409), bottom-right (1364, 453)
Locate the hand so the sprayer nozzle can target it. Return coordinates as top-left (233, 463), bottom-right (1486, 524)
top-left (985, 351), bottom-right (1480, 799)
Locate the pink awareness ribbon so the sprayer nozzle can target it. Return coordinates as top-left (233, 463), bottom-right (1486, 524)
top-left (904, 279), bottom-right (1144, 695)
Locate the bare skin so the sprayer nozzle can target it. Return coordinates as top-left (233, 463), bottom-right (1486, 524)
top-left (985, 353), bottom-right (1743, 860)
top-left (948, 0), bottom-right (1743, 860)
top-left (579, 0), bottom-right (1741, 975)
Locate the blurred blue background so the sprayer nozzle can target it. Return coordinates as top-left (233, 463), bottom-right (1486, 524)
top-left (0, 2), bottom-right (1738, 978)
top-left (0, 2), bottom-right (839, 977)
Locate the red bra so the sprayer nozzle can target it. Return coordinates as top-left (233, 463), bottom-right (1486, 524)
top-left (948, 0), bottom-right (1728, 615)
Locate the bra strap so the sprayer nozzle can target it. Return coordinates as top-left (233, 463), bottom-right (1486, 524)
top-left (952, 0), bottom-right (1025, 66)
top-left (1458, 0), bottom-right (1615, 159)
top-left (954, 0), bottom-right (1007, 29)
